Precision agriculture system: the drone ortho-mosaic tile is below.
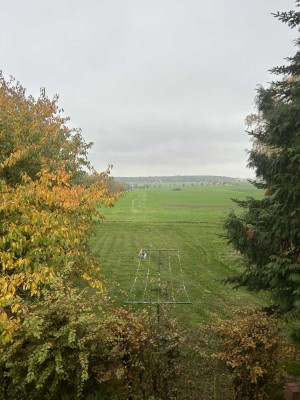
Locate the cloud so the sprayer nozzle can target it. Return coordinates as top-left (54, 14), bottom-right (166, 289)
top-left (1, 0), bottom-right (297, 177)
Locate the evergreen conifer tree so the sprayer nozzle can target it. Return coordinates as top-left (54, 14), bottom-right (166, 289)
top-left (224, 2), bottom-right (300, 323)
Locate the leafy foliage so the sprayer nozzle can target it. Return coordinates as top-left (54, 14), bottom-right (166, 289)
top-left (224, 2), bottom-right (300, 318)
top-left (0, 74), bottom-right (118, 344)
top-left (214, 308), bottom-right (296, 400)
top-left (0, 73), bottom-right (92, 185)
top-left (0, 283), bottom-right (184, 400)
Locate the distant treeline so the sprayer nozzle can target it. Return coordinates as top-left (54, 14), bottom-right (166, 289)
top-left (115, 175), bottom-right (244, 184)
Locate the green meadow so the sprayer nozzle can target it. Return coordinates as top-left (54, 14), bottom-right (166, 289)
top-left (90, 183), bottom-right (267, 326)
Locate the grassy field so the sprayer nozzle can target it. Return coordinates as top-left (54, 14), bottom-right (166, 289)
top-left (90, 183), bottom-right (267, 327)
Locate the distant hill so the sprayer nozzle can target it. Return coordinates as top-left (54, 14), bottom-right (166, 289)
top-left (115, 175), bottom-right (246, 184)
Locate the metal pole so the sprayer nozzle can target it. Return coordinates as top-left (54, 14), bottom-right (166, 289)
top-left (157, 249), bottom-right (161, 324)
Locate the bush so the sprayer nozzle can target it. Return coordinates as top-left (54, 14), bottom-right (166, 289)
top-left (214, 308), bottom-right (287, 400)
top-left (0, 285), bottom-right (183, 400)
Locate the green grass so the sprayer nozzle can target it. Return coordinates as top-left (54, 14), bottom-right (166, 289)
top-left (90, 183), bottom-right (267, 327)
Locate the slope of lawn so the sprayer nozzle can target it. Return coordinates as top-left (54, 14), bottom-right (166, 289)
top-left (90, 183), bottom-right (267, 326)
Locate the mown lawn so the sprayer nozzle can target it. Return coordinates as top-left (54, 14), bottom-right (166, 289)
top-left (90, 183), bottom-right (267, 327)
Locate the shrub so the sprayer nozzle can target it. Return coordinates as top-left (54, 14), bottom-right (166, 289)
top-left (0, 285), bottom-right (183, 400)
top-left (214, 308), bottom-right (288, 400)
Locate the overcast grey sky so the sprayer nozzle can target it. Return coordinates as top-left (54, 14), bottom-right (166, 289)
top-left (1, 0), bottom-right (297, 177)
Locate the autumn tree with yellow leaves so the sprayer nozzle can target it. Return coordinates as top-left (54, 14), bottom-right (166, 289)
top-left (0, 73), bottom-right (117, 341)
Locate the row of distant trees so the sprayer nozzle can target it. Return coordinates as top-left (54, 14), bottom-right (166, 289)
top-left (117, 175), bottom-right (241, 184)
top-left (128, 181), bottom-right (240, 189)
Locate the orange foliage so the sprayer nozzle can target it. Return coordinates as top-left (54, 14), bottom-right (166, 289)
top-left (214, 308), bottom-right (295, 399)
top-left (0, 73), bottom-right (92, 184)
top-left (0, 73), bottom-right (118, 343)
